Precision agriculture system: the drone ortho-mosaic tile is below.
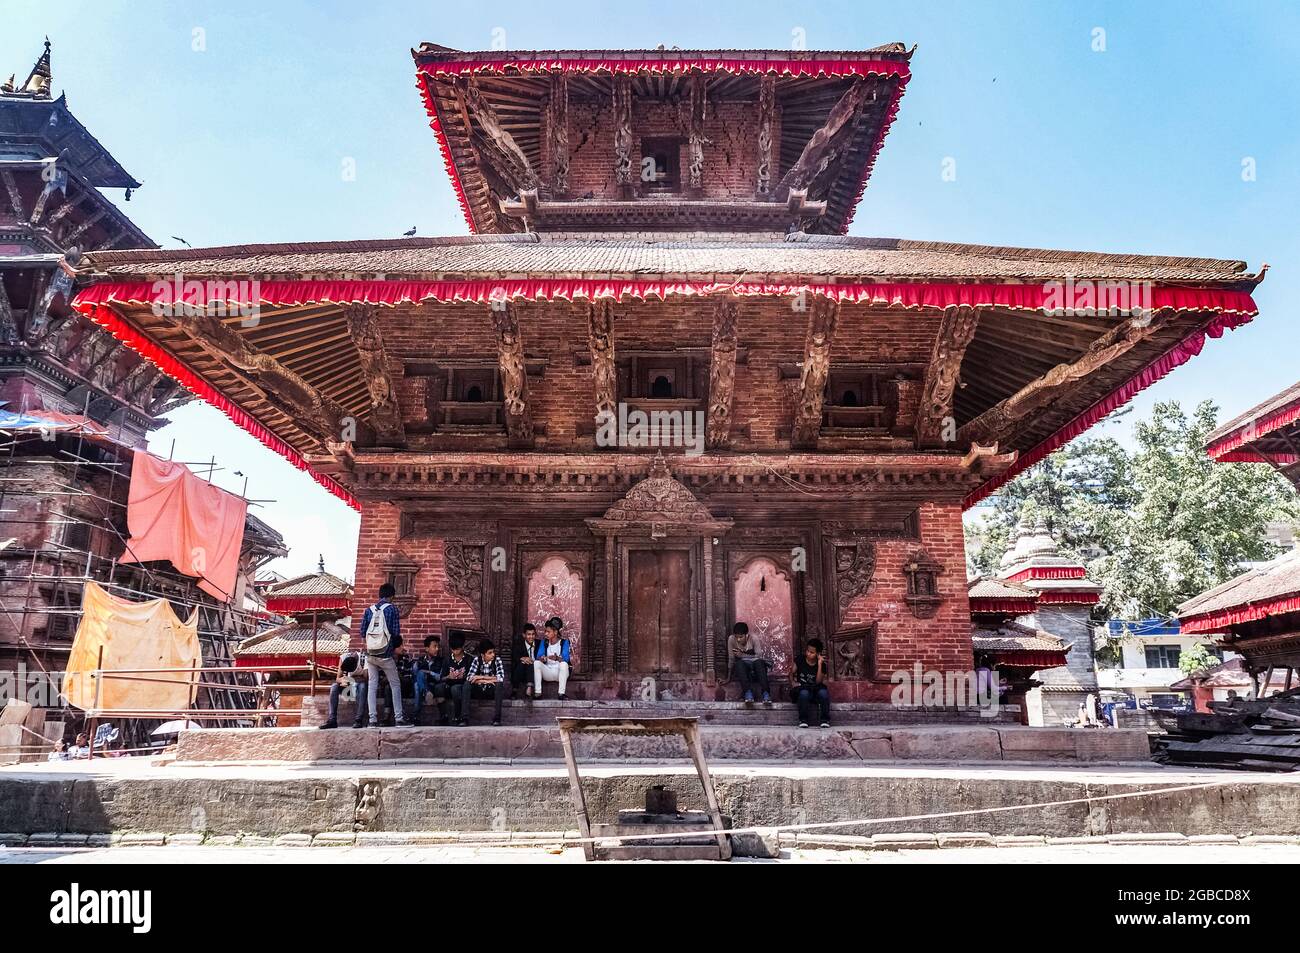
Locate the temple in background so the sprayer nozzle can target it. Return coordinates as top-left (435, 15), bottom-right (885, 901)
top-left (0, 43), bottom-right (286, 750)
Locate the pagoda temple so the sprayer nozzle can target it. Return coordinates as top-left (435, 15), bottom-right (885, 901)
top-left (68, 43), bottom-right (1264, 704)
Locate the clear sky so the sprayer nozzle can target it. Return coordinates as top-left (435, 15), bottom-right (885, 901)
top-left (4, 0), bottom-right (1297, 579)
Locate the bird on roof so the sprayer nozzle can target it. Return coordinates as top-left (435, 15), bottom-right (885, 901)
top-left (403, 226), bottom-right (417, 237)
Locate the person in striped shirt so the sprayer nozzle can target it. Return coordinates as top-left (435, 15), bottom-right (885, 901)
top-left (464, 641), bottom-right (506, 726)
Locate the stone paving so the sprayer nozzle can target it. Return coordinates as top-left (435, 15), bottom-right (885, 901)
top-left (2, 843), bottom-right (1298, 864)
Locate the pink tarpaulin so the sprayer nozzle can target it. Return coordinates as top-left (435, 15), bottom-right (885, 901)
top-left (120, 450), bottom-right (248, 601)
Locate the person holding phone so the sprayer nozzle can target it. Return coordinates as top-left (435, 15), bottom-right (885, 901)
top-left (791, 639), bottom-right (831, 728)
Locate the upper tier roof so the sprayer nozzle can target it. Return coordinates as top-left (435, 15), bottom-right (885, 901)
top-left (412, 44), bottom-right (913, 235)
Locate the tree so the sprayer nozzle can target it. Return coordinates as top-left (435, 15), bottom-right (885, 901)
top-left (969, 399), bottom-right (1299, 618)
top-left (1178, 642), bottom-right (1219, 678)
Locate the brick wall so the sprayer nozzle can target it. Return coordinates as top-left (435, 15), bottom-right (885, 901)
top-left (350, 501), bottom-right (477, 649)
top-left (839, 500), bottom-right (974, 701)
top-left (383, 296), bottom-right (939, 451)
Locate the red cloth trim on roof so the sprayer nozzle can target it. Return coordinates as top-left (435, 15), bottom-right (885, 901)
top-left (234, 653), bottom-right (340, 669)
top-left (415, 59), bottom-right (911, 235)
top-left (968, 597), bottom-right (1039, 614)
top-left (71, 301), bottom-right (360, 511)
top-left (1214, 450), bottom-right (1300, 464)
top-left (1207, 397), bottom-right (1300, 460)
top-left (1180, 594), bottom-right (1300, 634)
top-left (265, 595), bottom-right (352, 613)
top-left (1005, 566), bottom-right (1086, 581)
top-left (72, 280), bottom-right (1258, 316)
top-left (987, 650), bottom-right (1069, 669)
top-left (964, 308), bottom-right (1253, 508)
top-left (1034, 591), bottom-right (1101, 605)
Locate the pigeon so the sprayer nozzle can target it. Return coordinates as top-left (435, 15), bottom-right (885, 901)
top-left (402, 226), bottom-right (417, 237)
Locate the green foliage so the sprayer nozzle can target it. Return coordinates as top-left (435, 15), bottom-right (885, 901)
top-left (1178, 642), bottom-right (1219, 678)
top-left (970, 400), bottom-right (1300, 618)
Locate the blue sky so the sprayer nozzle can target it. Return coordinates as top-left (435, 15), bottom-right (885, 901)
top-left (4, 0), bottom-right (1298, 578)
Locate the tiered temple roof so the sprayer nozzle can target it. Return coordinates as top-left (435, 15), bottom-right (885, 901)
top-left (998, 520), bottom-right (1103, 605)
top-left (1205, 379), bottom-right (1300, 490)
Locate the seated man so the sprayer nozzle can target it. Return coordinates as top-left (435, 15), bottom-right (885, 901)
top-left (533, 616), bottom-right (571, 700)
top-left (412, 634), bottom-right (449, 725)
top-left (727, 621), bottom-right (771, 705)
top-left (465, 640), bottom-right (506, 726)
top-left (444, 636), bottom-right (472, 726)
top-left (511, 622), bottom-right (540, 699)
top-left (790, 639), bottom-right (831, 729)
top-left (320, 650), bottom-right (369, 729)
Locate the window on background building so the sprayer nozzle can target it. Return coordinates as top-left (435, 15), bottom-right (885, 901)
top-left (1144, 645), bottom-right (1182, 669)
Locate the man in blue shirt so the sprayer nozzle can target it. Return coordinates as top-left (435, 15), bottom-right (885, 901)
top-left (360, 583), bottom-right (413, 727)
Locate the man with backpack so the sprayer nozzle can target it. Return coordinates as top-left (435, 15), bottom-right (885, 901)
top-left (361, 583), bottom-right (413, 727)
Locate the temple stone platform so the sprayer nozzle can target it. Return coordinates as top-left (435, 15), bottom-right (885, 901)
top-left (298, 695), bottom-right (1022, 728)
top-left (173, 723), bottom-right (1152, 765)
top-left (3, 759), bottom-right (1298, 839)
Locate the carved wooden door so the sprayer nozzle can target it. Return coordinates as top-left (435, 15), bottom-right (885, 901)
top-left (627, 549), bottom-right (694, 674)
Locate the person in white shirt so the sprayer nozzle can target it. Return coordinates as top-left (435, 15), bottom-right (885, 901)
top-left (533, 616), bottom-right (572, 699)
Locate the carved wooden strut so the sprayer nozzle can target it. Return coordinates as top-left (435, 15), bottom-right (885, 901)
top-left (587, 298), bottom-right (617, 423)
top-left (916, 306), bottom-right (981, 447)
top-left (490, 300), bottom-right (534, 445)
top-left (707, 297), bottom-right (739, 449)
top-left (792, 296), bottom-right (840, 448)
top-left (342, 303), bottom-right (405, 443)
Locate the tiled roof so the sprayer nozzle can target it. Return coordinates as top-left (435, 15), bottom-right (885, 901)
top-left (1178, 548), bottom-right (1300, 621)
top-left (967, 577), bottom-right (1038, 600)
top-left (83, 234), bottom-right (1258, 285)
top-left (236, 620), bottom-right (349, 657)
top-left (971, 621), bottom-right (1069, 654)
top-left (1206, 379), bottom-right (1300, 447)
top-left (266, 571), bottom-right (352, 599)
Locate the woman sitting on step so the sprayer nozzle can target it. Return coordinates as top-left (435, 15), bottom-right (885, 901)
top-left (533, 616), bottom-right (571, 700)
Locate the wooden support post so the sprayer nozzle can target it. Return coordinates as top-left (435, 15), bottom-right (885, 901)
top-left (588, 298), bottom-right (617, 425)
top-left (490, 300), bottom-right (534, 446)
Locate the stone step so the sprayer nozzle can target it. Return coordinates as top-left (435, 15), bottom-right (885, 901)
top-left (174, 723), bottom-right (1153, 765)
top-left (299, 694), bottom-right (1020, 728)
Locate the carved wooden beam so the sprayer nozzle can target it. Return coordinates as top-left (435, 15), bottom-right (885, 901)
top-left (916, 306), bottom-right (982, 447)
top-left (61, 207), bottom-right (107, 248)
top-left (775, 79), bottom-right (870, 202)
top-left (791, 296), bottom-right (840, 448)
top-left (0, 277), bottom-right (17, 345)
top-left (707, 297), bottom-right (739, 449)
top-left (756, 75), bottom-right (776, 197)
top-left (587, 298), bottom-right (617, 423)
top-left (686, 73), bottom-right (708, 195)
top-left (613, 74), bottom-right (634, 198)
top-left (1, 170), bottom-right (24, 218)
top-left (463, 80), bottom-right (539, 194)
top-left (490, 301), bottom-right (534, 446)
top-left (958, 309), bottom-right (1176, 445)
top-left (28, 164), bottom-right (67, 226)
top-left (169, 309), bottom-right (370, 445)
top-left (547, 74), bottom-right (569, 197)
top-left (342, 302), bottom-right (405, 444)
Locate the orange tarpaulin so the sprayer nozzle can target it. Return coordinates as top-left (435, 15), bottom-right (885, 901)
top-left (120, 450), bottom-right (248, 601)
top-left (64, 581), bottom-right (200, 713)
